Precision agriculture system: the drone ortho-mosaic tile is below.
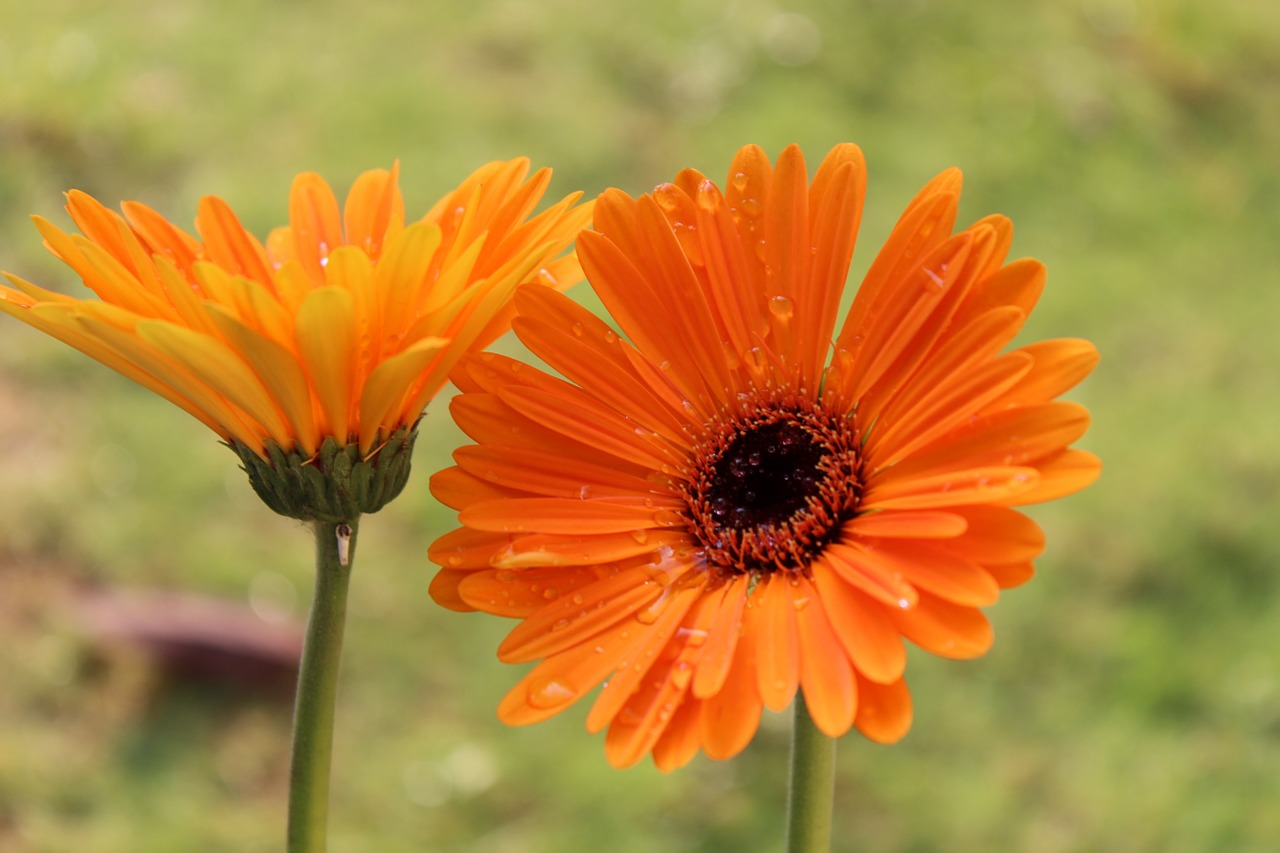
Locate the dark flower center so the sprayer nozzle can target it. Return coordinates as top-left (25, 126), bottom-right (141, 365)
top-left (706, 421), bottom-right (826, 531)
top-left (682, 398), bottom-right (863, 579)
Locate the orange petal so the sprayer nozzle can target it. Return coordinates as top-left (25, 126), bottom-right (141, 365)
top-left (604, 588), bottom-right (719, 767)
top-left (428, 525), bottom-right (513, 571)
top-left (853, 673), bottom-right (913, 744)
top-left (460, 565), bottom-right (603, 618)
top-left (865, 466), bottom-right (1040, 511)
top-left (754, 575), bottom-right (800, 711)
top-left (811, 559), bottom-right (907, 684)
top-left (651, 698), bottom-right (704, 772)
top-left (986, 561), bottom-right (1035, 588)
top-left (194, 196), bottom-right (274, 288)
top-left (497, 566), bottom-right (665, 663)
top-left (795, 580), bottom-right (858, 737)
top-left (1005, 449), bottom-right (1101, 505)
top-left (498, 384), bottom-right (679, 471)
top-left (342, 163), bottom-right (403, 258)
top-left (891, 591), bottom-right (993, 659)
top-left (700, 592), bottom-right (765, 760)
top-left (994, 338), bottom-right (1099, 407)
top-left (512, 314), bottom-right (691, 444)
top-left (427, 568), bottom-right (475, 612)
top-left (451, 444), bottom-right (670, 501)
top-left (873, 540), bottom-right (1001, 608)
top-left (287, 172), bottom-right (345, 283)
top-left (822, 541), bottom-right (919, 610)
top-left (939, 506), bottom-right (1045, 565)
top-left (691, 577), bottom-right (750, 699)
top-left (429, 465), bottom-right (520, 511)
top-left (588, 582), bottom-right (702, 735)
top-left (848, 510), bottom-right (968, 540)
top-left (460, 496), bottom-right (673, 535)
top-left (490, 528), bottom-right (689, 569)
top-left (890, 401), bottom-right (1091, 481)
top-left (497, 620), bottom-right (642, 726)
top-left (869, 351), bottom-right (1034, 467)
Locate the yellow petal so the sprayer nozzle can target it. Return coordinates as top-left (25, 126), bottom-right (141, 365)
top-left (296, 286), bottom-right (356, 441)
top-left (136, 319), bottom-right (295, 448)
top-left (357, 335), bottom-right (449, 453)
top-left (202, 304), bottom-right (319, 456)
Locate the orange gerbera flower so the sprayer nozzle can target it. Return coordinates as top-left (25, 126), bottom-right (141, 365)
top-left (1, 160), bottom-right (591, 519)
top-left (429, 143), bottom-right (1100, 770)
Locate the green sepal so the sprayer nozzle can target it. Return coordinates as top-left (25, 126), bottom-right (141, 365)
top-left (230, 427), bottom-right (419, 523)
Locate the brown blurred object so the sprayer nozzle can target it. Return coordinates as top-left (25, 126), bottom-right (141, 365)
top-left (76, 586), bottom-right (302, 697)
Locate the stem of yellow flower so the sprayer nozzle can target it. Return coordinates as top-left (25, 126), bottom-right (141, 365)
top-left (786, 694), bottom-right (837, 853)
top-left (287, 518), bottom-right (358, 853)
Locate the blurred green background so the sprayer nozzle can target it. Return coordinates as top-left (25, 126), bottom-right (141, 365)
top-left (1, 0), bottom-right (1277, 850)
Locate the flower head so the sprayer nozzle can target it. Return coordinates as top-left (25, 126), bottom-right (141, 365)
top-left (1, 160), bottom-right (591, 520)
top-left (429, 143), bottom-right (1100, 769)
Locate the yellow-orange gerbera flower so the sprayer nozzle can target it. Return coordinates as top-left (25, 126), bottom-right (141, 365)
top-left (429, 143), bottom-right (1100, 770)
top-left (1, 160), bottom-right (591, 519)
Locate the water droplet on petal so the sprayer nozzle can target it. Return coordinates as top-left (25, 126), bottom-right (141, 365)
top-left (571, 322), bottom-right (585, 337)
top-left (768, 294), bottom-right (794, 320)
top-left (603, 329), bottom-right (618, 344)
top-left (653, 509), bottom-right (684, 527)
top-left (526, 675), bottom-right (578, 709)
top-left (630, 529), bottom-right (649, 544)
top-left (618, 706), bottom-right (644, 726)
top-left (731, 172), bottom-right (749, 191)
top-left (679, 628), bottom-right (708, 648)
top-left (897, 597), bottom-right (912, 610)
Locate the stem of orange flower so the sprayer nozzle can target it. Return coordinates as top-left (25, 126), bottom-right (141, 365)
top-left (786, 693), bottom-right (837, 853)
top-left (287, 518), bottom-right (358, 853)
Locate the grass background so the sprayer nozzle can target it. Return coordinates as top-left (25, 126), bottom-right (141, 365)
top-left (1, 0), bottom-right (1278, 850)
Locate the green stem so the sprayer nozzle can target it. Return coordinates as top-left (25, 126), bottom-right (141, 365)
top-left (287, 518), bottom-right (358, 853)
top-left (786, 694), bottom-right (837, 853)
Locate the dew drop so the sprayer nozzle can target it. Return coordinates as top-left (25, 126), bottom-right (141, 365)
top-left (740, 197), bottom-right (762, 217)
top-left (768, 294), bottom-right (794, 320)
top-left (571, 322), bottom-right (585, 337)
top-left (897, 597), bottom-right (912, 610)
top-left (446, 554), bottom-right (463, 567)
top-left (743, 346), bottom-right (768, 372)
top-left (630, 529), bottom-right (649, 544)
top-left (603, 329), bottom-right (618, 344)
top-left (653, 509), bottom-right (684, 526)
top-left (572, 593), bottom-right (585, 605)
top-left (678, 627), bottom-right (709, 648)
top-left (550, 617), bottom-right (571, 631)
top-left (793, 596), bottom-right (811, 611)
top-left (731, 172), bottom-right (749, 191)
top-left (618, 707), bottom-right (644, 726)
top-left (526, 675), bottom-right (578, 709)
top-left (543, 587), bottom-right (559, 600)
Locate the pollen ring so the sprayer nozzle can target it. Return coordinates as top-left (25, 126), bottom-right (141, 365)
top-left (681, 395), bottom-right (863, 579)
